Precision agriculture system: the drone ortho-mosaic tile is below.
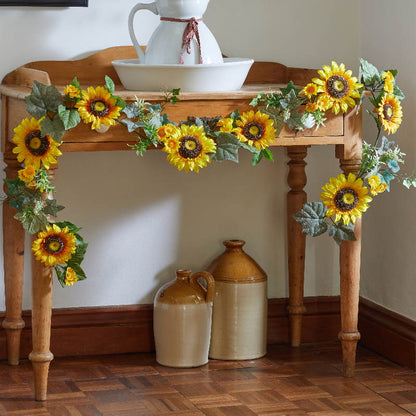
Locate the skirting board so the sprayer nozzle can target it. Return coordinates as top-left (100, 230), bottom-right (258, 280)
top-left (0, 296), bottom-right (414, 370)
top-left (359, 298), bottom-right (416, 370)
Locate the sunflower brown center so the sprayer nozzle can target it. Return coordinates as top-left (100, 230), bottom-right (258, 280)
top-left (90, 99), bottom-right (109, 117)
top-left (179, 136), bottom-right (202, 159)
top-left (243, 122), bottom-right (265, 141)
top-left (25, 130), bottom-right (50, 156)
top-left (383, 104), bottom-right (394, 121)
top-left (326, 75), bottom-right (349, 98)
top-left (334, 187), bottom-right (359, 212)
top-left (44, 235), bottom-right (64, 254)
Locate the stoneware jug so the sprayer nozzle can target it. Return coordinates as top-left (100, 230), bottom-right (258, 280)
top-left (128, 0), bottom-right (223, 65)
top-left (206, 240), bottom-right (268, 360)
top-left (153, 268), bottom-right (215, 367)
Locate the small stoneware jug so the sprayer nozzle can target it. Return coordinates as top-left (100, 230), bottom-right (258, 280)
top-left (128, 0), bottom-right (223, 65)
top-left (207, 240), bottom-right (268, 360)
top-left (153, 268), bottom-right (215, 367)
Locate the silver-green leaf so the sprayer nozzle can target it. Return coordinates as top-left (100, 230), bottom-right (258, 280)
top-left (293, 202), bottom-right (328, 237)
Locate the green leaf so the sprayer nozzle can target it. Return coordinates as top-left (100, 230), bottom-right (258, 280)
top-left (380, 169), bottom-right (395, 191)
top-left (403, 178), bottom-right (412, 189)
top-left (393, 84), bottom-right (405, 101)
top-left (105, 75), bottom-right (115, 94)
top-left (15, 211), bottom-right (48, 234)
top-left (40, 116), bottom-right (65, 143)
top-left (211, 133), bottom-right (241, 163)
top-left (9, 196), bottom-right (24, 211)
top-left (262, 148), bottom-right (274, 162)
top-left (122, 119), bottom-right (140, 133)
top-left (55, 220), bottom-right (82, 235)
top-left (229, 109), bottom-right (240, 121)
top-left (70, 77), bottom-right (81, 90)
top-left (328, 222), bottom-right (356, 245)
top-left (68, 241), bottom-right (88, 267)
top-left (25, 80), bottom-right (63, 118)
top-left (360, 58), bottom-right (382, 86)
top-left (123, 103), bottom-right (142, 119)
top-left (261, 109), bottom-right (285, 136)
top-left (249, 92), bottom-right (265, 107)
top-left (55, 265), bottom-right (66, 288)
top-left (4, 178), bottom-right (23, 196)
top-left (43, 199), bottom-right (65, 217)
top-left (280, 89), bottom-right (304, 111)
top-left (387, 159), bottom-right (400, 173)
top-left (280, 81), bottom-right (302, 96)
top-left (114, 96), bottom-right (126, 109)
top-left (58, 105), bottom-right (81, 130)
top-left (386, 69), bottom-right (398, 78)
top-left (239, 142), bottom-right (258, 153)
top-left (293, 202), bottom-right (328, 237)
top-left (251, 150), bottom-right (263, 166)
top-left (286, 110), bottom-right (305, 131)
top-left (66, 262), bottom-right (87, 281)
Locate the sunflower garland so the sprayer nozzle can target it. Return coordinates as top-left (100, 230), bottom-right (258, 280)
top-left (3, 58), bottom-right (413, 272)
top-left (294, 59), bottom-right (413, 244)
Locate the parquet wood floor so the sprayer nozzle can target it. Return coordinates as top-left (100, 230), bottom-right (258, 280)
top-left (0, 343), bottom-right (414, 416)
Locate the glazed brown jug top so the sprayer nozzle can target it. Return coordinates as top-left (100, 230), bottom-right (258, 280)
top-left (206, 240), bottom-right (267, 283)
top-left (156, 269), bottom-right (215, 304)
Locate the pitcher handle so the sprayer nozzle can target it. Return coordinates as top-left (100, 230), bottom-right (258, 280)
top-left (190, 271), bottom-right (215, 304)
top-left (128, 2), bottom-right (159, 62)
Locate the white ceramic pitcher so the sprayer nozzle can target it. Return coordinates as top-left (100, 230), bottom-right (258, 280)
top-left (128, 0), bottom-right (223, 65)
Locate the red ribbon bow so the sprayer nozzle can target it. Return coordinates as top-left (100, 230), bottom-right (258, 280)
top-left (161, 17), bottom-right (203, 64)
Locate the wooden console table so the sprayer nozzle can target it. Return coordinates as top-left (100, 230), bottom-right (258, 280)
top-left (0, 46), bottom-right (362, 401)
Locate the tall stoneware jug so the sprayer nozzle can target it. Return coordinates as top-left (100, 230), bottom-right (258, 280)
top-left (153, 269), bottom-right (215, 367)
top-left (207, 240), bottom-right (267, 360)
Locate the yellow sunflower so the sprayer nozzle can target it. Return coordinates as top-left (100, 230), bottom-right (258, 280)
top-left (157, 124), bottom-right (178, 140)
top-left (32, 224), bottom-right (77, 267)
top-left (18, 165), bottom-right (36, 183)
top-left (64, 84), bottom-right (81, 99)
top-left (65, 267), bottom-right (78, 286)
top-left (305, 102), bottom-right (318, 113)
top-left (320, 173), bottom-right (372, 225)
top-left (312, 61), bottom-right (363, 114)
top-left (382, 71), bottom-right (394, 94)
top-left (235, 110), bottom-right (276, 150)
top-left (12, 117), bottom-right (62, 170)
top-left (302, 83), bottom-right (318, 99)
top-left (76, 86), bottom-right (122, 130)
top-left (163, 124), bottom-right (216, 173)
top-left (377, 93), bottom-right (403, 135)
top-left (368, 175), bottom-right (387, 196)
top-left (217, 117), bottom-right (235, 134)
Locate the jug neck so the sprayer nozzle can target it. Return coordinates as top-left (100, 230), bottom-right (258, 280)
top-left (156, 0), bottom-right (209, 19)
top-left (176, 269), bottom-right (192, 281)
top-left (223, 239), bottom-right (245, 252)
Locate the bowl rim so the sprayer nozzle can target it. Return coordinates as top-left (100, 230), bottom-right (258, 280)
top-left (112, 57), bottom-right (254, 69)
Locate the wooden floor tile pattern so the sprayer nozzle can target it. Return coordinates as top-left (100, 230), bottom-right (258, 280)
top-left (0, 343), bottom-right (414, 416)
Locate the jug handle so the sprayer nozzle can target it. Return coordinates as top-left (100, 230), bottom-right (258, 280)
top-left (190, 271), bottom-right (215, 304)
top-left (128, 2), bottom-right (159, 63)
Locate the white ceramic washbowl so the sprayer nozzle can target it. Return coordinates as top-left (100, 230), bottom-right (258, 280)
top-left (112, 58), bottom-right (254, 92)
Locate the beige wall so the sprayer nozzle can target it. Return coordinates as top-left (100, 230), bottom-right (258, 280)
top-left (1, 1), bottom-right (413, 320)
top-left (360, 0), bottom-right (416, 319)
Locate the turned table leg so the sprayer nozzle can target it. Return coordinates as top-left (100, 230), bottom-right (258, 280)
top-left (338, 158), bottom-right (362, 377)
top-left (286, 146), bottom-right (308, 347)
top-left (29, 253), bottom-right (54, 401)
top-left (2, 157), bottom-right (25, 365)
top-left (28, 167), bottom-right (57, 401)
